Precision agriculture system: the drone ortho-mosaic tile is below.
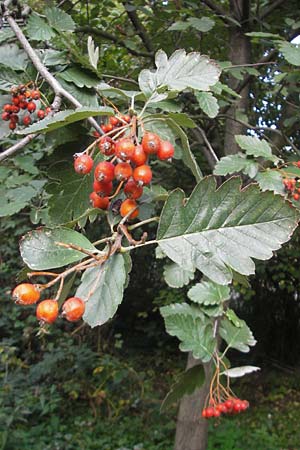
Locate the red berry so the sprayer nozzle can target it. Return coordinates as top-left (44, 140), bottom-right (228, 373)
top-left (213, 409), bottom-right (221, 417)
top-left (101, 124), bottom-right (110, 133)
top-left (133, 164), bottom-right (152, 185)
top-left (9, 121), bottom-right (16, 130)
top-left (293, 193), bottom-right (299, 201)
top-left (109, 116), bottom-right (120, 127)
top-left (121, 114), bottom-right (131, 123)
top-left (114, 162), bottom-right (133, 181)
top-left (201, 409), bottom-right (208, 418)
top-left (10, 114), bottom-right (19, 123)
top-left (93, 180), bottom-right (113, 197)
top-left (62, 297), bottom-right (85, 322)
top-left (12, 283), bottom-right (40, 305)
top-left (94, 161), bottom-right (115, 183)
top-left (31, 90), bottom-right (40, 100)
top-left (115, 138), bottom-right (135, 161)
top-left (131, 145), bottom-right (147, 166)
top-left (2, 112), bottom-right (10, 121)
top-left (216, 403), bottom-right (227, 414)
top-left (19, 101), bottom-right (28, 110)
top-left (12, 97), bottom-right (20, 106)
top-left (224, 399), bottom-right (234, 410)
top-left (27, 101), bottom-right (36, 113)
top-left (142, 132), bottom-right (161, 155)
top-left (205, 407), bottom-right (214, 418)
top-left (93, 131), bottom-right (100, 138)
top-left (25, 90), bottom-right (32, 99)
top-left (120, 198), bottom-right (139, 219)
top-left (11, 105), bottom-right (20, 113)
top-left (157, 140), bottom-right (175, 160)
top-left (89, 192), bottom-right (110, 209)
top-left (74, 154), bottom-right (94, 174)
top-left (45, 107), bottom-right (52, 115)
top-left (37, 109), bottom-right (45, 120)
top-left (18, 94), bottom-right (26, 102)
top-left (23, 115), bottom-right (31, 126)
top-left (3, 104), bottom-right (12, 113)
top-left (98, 136), bottom-right (115, 156)
top-left (124, 179), bottom-right (143, 199)
top-left (297, 161), bottom-right (300, 168)
top-left (233, 401), bottom-right (242, 413)
top-left (36, 299), bottom-right (59, 324)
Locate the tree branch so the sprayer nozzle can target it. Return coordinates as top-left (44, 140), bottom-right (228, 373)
top-left (191, 127), bottom-right (219, 170)
top-left (75, 26), bottom-right (153, 58)
top-left (260, 0), bottom-right (286, 20)
top-left (0, 8), bottom-right (104, 162)
top-left (121, 1), bottom-right (154, 54)
top-left (201, 0), bottom-right (240, 27)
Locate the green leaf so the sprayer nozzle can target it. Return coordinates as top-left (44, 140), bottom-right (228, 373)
top-left (77, 254), bottom-right (127, 328)
top-left (225, 308), bottom-right (243, 327)
top-left (41, 49), bottom-right (68, 67)
top-left (0, 66), bottom-right (25, 91)
top-left (157, 176), bottom-right (299, 285)
top-left (188, 281), bottom-right (230, 305)
top-left (58, 68), bottom-right (99, 88)
top-left (0, 185), bottom-right (38, 217)
top-left (18, 107), bottom-right (114, 135)
top-left (163, 263), bottom-right (194, 288)
top-left (46, 161), bottom-right (98, 226)
top-left (195, 91), bottom-right (219, 118)
top-left (246, 32), bottom-right (283, 39)
top-left (235, 135), bottom-right (279, 162)
top-left (26, 13), bottom-right (56, 41)
top-left (0, 29), bottom-right (14, 44)
top-left (45, 7), bottom-right (75, 32)
top-left (255, 170), bottom-right (285, 194)
top-left (161, 365), bottom-right (205, 411)
top-left (221, 366), bottom-right (260, 378)
top-left (220, 317), bottom-right (256, 352)
top-left (213, 154), bottom-right (258, 177)
top-left (59, 79), bottom-right (99, 107)
top-left (20, 227), bottom-right (97, 270)
top-left (167, 112), bottom-right (196, 128)
top-left (160, 302), bottom-right (216, 362)
top-left (187, 17), bottom-right (215, 32)
top-left (0, 44), bottom-right (28, 71)
top-left (87, 36), bottom-right (99, 69)
top-left (139, 49), bottom-right (221, 96)
top-left (168, 21), bottom-right (190, 31)
top-left (278, 42), bottom-right (300, 66)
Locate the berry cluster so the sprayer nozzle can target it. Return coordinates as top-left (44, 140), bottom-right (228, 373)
top-left (282, 161), bottom-right (300, 202)
top-left (1, 85), bottom-right (50, 131)
top-left (74, 114), bottom-right (174, 219)
top-left (12, 283), bottom-right (85, 324)
top-left (202, 398), bottom-right (249, 419)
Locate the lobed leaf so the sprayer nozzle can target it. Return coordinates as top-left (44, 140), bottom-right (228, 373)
top-left (163, 263), bottom-right (194, 288)
top-left (188, 281), bottom-right (230, 305)
top-left (235, 135), bottom-right (279, 163)
top-left (219, 316), bottom-right (256, 352)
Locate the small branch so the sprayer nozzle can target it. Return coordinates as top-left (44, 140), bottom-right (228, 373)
top-left (121, 1), bottom-right (154, 54)
top-left (191, 127), bottom-right (219, 170)
top-left (54, 241), bottom-right (105, 262)
top-left (128, 216), bottom-right (159, 231)
top-left (75, 26), bottom-right (152, 58)
top-left (118, 223), bottom-right (147, 246)
top-left (260, 0), bottom-right (286, 20)
top-left (0, 134), bottom-right (36, 163)
top-left (202, 0), bottom-right (240, 27)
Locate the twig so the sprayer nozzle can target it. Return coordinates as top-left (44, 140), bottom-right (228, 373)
top-left (202, 0), bottom-right (240, 27)
top-left (121, 1), bottom-right (154, 54)
top-left (191, 127), bottom-right (219, 170)
top-left (118, 223), bottom-right (147, 246)
top-left (54, 241), bottom-right (105, 261)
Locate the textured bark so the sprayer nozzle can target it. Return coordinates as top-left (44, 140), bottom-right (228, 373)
top-left (224, 0), bottom-right (251, 155)
top-left (174, 354), bottom-right (212, 450)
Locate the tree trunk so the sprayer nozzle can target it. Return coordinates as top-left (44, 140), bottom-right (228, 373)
top-left (224, 0), bottom-right (251, 155)
top-left (174, 354), bottom-right (212, 450)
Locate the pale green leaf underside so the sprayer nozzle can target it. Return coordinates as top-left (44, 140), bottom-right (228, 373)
top-left (20, 227), bottom-right (97, 270)
top-left (255, 170), bottom-right (285, 194)
top-left (164, 263), bottom-right (194, 288)
top-left (213, 154), bottom-right (258, 177)
top-left (221, 366), bottom-right (260, 378)
top-left (77, 254), bottom-right (127, 328)
top-left (195, 91), bottom-right (219, 118)
top-left (188, 280), bottom-right (230, 305)
top-left (219, 316), bottom-right (256, 352)
top-left (235, 134), bottom-right (279, 162)
top-left (160, 302), bottom-right (216, 362)
top-left (157, 176), bottom-right (299, 285)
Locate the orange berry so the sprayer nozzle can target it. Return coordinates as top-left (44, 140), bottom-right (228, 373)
top-left (120, 199), bottom-right (139, 219)
top-left (36, 299), bottom-right (58, 324)
top-left (62, 297), bottom-right (85, 322)
top-left (12, 283), bottom-right (40, 305)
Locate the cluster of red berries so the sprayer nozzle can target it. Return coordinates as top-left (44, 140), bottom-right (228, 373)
top-left (282, 161), bottom-right (300, 201)
top-left (202, 398), bottom-right (249, 419)
top-left (1, 85), bottom-right (50, 131)
top-left (74, 114), bottom-right (174, 219)
top-left (12, 283), bottom-right (85, 324)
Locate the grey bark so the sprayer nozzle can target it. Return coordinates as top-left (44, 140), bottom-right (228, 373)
top-left (174, 355), bottom-right (212, 450)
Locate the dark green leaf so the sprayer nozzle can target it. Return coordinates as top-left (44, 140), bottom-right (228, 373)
top-left (0, 44), bottom-right (28, 70)
top-left (235, 135), bottom-right (279, 163)
top-left (213, 154), bottom-right (258, 176)
top-left (58, 68), bottom-right (100, 88)
top-left (26, 13), bottom-right (56, 41)
top-left (255, 170), bottom-right (285, 194)
top-left (45, 7), bottom-right (75, 32)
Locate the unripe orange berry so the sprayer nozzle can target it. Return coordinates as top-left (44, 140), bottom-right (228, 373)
top-left (12, 283), bottom-right (40, 305)
top-left (36, 299), bottom-right (58, 324)
top-left (133, 164), bottom-right (152, 185)
top-left (120, 199), bottom-right (139, 219)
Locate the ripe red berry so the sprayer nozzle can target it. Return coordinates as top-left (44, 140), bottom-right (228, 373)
top-left (120, 198), bottom-right (139, 219)
top-left (114, 162), bottom-right (133, 181)
top-left (121, 114), bottom-right (131, 123)
top-left (74, 154), bottom-right (94, 174)
top-left (10, 114), bottom-right (19, 123)
top-left (93, 131), bottom-right (100, 138)
top-left (9, 121), bottom-right (16, 130)
top-left (3, 104), bottom-right (12, 113)
top-left (133, 164), bottom-right (152, 185)
top-left (23, 115), bottom-right (31, 126)
top-left (45, 106), bottom-right (52, 115)
top-left (12, 283), bottom-right (40, 305)
top-left (62, 297), bottom-right (85, 322)
top-left (93, 180), bottom-right (113, 197)
top-left (124, 179), bottom-right (143, 199)
top-left (11, 105), bottom-right (20, 114)
top-left (2, 112), bottom-right (10, 121)
top-left (25, 90), bottom-right (32, 99)
top-left (89, 192), bottom-right (110, 209)
top-left (216, 403), bottom-right (227, 414)
top-left (142, 132), bottom-right (161, 155)
top-left (109, 116), bottom-right (120, 127)
top-left (131, 145), bottom-right (147, 166)
top-left (36, 299), bottom-right (59, 324)
top-left (18, 94), bottom-right (26, 102)
top-left (233, 400), bottom-right (242, 413)
top-left (293, 193), bottom-right (299, 201)
top-left (37, 109), bottom-right (45, 120)
top-left (157, 140), bottom-right (175, 160)
top-left (31, 90), bottom-right (40, 100)
top-left (101, 124), bottom-right (110, 133)
top-left (27, 101), bottom-right (36, 113)
top-left (19, 101), bottom-right (28, 110)
top-left (201, 409), bottom-right (208, 418)
top-left (98, 136), bottom-right (115, 156)
top-left (115, 138), bottom-right (135, 161)
top-left (205, 407), bottom-right (214, 418)
top-left (224, 399), bottom-right (234, 410)
top-left (94, 161), bottom-right (115, 183)
top-left (12, 97), bottom-right (20, 106)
